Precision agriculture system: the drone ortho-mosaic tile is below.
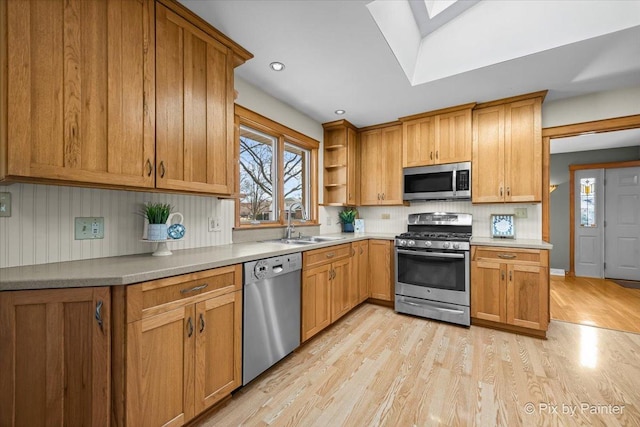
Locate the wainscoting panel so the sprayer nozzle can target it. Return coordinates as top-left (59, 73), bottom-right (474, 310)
top-left (0, 183), bottom-right (234, 268)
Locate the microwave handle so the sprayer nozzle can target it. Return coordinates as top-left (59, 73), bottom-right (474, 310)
top-left (452, 169), bottom-right (457, 196)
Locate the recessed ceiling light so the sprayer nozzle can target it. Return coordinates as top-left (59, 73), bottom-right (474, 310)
top-left (270, 62), bottom-right (285, 71)
top-left (335, 109), bottom-right (346, 115)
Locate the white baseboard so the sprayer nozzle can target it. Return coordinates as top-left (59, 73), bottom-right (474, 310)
top-left (550, 268), bottom-right (566, 276)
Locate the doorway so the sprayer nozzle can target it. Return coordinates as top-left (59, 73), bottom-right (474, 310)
top-left (543, 116), bottom-right (640, 333)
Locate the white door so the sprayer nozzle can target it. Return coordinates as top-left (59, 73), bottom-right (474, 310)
top-left (605, 167), bottom-right (640, 281)
top-left (575, 169), bottom-right (604, 278)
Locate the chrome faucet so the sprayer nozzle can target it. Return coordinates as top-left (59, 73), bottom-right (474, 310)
top-left (285, 202), bottom-right (307, 239)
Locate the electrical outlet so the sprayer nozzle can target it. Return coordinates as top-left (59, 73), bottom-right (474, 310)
top-left (75, 217), bottom-right (104, 240)
top-left (514, 208), bottom-right (528, 218)
top-left (213, 217), bottom-right (221, 232)
top-left (208, 217), bottom-right (215, 232)
top-left (0, 192), bottom-right (11, 217)
top-left (381, 213), bottom-right (391, 220)
top-left (326, 216), bottom-right (332, 226)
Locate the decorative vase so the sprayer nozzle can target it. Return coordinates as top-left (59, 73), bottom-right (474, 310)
top-left (342, 222), bottom-right (354, 233)
top-left (148, 223), bottom-right (168, 241)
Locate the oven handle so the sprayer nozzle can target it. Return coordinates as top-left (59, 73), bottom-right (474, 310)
top-left (402, 300), bottom-right (465, 314)
top-left (396, 249), bottom-right (465, 259)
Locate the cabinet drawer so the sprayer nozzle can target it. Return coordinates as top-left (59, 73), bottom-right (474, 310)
top-left (127, 265), bottom-right (242, 321)
top-left (472, 246), bottom-right (544, 265)
top-left (303, 244), bottom-right (351, 269)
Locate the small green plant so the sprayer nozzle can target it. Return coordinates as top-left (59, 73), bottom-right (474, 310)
top-left (140, 202), bottom-right (173, 224)
top-left (338, 207), bottom-right (358, 224)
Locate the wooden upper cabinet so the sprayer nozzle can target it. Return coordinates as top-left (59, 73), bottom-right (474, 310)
top-left (472, 93), bottom-right (544, 203)
top-left (155, 3), bottom-right (235, 194)
top-left (0, 287), bottom-right (110, 427)
top-left (359, 124), bottom-right (403, 205)
top-left (3, 0), bottom-right (155, 187)
top-left (322, 120), bottom-right (359, 206)
top-left (401, 104), bottom-right (473, 168)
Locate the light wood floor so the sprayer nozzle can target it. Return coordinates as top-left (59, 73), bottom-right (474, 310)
top-left (195, 304), bottom-right (640, 427)
top-left (550, 275), bottom-right (640, 334)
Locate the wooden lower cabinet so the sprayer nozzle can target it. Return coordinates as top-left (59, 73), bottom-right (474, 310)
top-left (301, 244), bottom-right (352, 342)
top-left (351, 240), bottom-right (369, 305)
top-left (0, 287), bottom-right (111, 427)
top-left (113, 265), bottom-right (242, 427)
top-left (471, 246), bottom-right (549, 335)
top-left (368, 240), bottom-right (394, 301)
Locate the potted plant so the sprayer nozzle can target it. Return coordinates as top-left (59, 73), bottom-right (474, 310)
top-left (141, 202), bottom-right (173, 240)
top-left (338, 207), bottom-right (358, 233)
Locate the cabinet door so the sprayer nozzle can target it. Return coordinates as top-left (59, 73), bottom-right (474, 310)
top-left (127, 305), bottom-right (195, 427)
top-left (5, 0), bottom-right (155, 188)
top-left (368, 240), bottom-right (393, 301)
top-left (156, 3), bottom-right (235, 195)
top-left (194, 290), bottom-right (242, 413)
top-left (471, 261), bottom-right (506, 323)
top-left (402, 117), bottom-right (435, 167)
top-left (436, 109), bottom-right (472, 164)
top-left (302, 264), bottom-right (332, 341)
top-left (504, 98), bottom-right (542, 202)
top-left (506, 264), bottom-right (548, 330)
top-left (472, 105), bottom-right (505, 203)
top-left (0, 287), bottom-right (110, 427)
top-left (330, 257), bottom-right (352, 322)
top-left (379, 125), bottom-right (403, 204)
top-left (359, 130), bottom-right (382, 205)
top-left (357, 241), bottom-right (370, 303)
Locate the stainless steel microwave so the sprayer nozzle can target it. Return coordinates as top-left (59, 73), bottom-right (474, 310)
top-left (403, 161), bottom-right (471, 201)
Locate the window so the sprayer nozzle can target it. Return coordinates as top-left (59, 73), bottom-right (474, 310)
top-left (236, 106), bottom-right (318, 228)
top-left (580, 178), bottom-right (596, 227)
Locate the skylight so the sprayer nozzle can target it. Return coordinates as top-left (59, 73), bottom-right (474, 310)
top-left (424, 0), bottom-right (457, 19)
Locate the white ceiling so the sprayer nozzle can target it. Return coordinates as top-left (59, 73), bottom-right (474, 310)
top-left (181, 0), bottom-right (640, 129)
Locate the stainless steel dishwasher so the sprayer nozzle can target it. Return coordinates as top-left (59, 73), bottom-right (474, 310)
top-left (243, 252), bottom-right (302, 385)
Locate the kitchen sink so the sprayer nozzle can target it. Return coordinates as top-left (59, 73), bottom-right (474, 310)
top-left (262, 236), bottom-right (346, 245)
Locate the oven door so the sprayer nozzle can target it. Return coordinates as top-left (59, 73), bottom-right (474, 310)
top-left (395, 248), bottom-right (470, 306)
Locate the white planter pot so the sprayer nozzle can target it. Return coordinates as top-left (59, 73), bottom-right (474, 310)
top-left (147, 224), bottom-right (167, 241)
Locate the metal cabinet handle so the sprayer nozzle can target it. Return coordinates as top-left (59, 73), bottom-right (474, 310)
top-left (377, 193), bottom-right (381, 200)
top-left (146, 159), bottom-right (153, 177)
top-left (501, 270), bottom-right (505, 281)
top-left (159, 161), bottom-right (166, 178)
top-left (499, 186), bottom-right (503, 197)
top-left (95, 300), bottom-right (104, 332)
top-left (199, 313), bottom-right (205, 333)
top-left (382, 193), bottom-right (385, 200)
top-left (498, 254), bottom-right (516, 259)
top-left (435, 150), bottom-right (439, 160)
top-left (360, 247), bottom-right (363, 255)
top-left (180, 283), bottom-right (209, 294)
top-left (187, 317), bottom-right (194, 337)
top-left (509, 271), bottom-right (513, 281)
top-left (430, 152), bottom-right (433, 160)
top-left (352, 248), bottom-right (355, 256)
top-left (506, 187), bottom-right (511, 196)
top-left (326, 252), bottom-right (335, 259)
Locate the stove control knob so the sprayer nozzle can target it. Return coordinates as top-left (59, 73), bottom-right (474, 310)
top-left (399, 239), bottom-right (407, 247)
top-left (425, 241), bottom-right (432, 248)
top-left (453, 242), bottom-right (460, 250)
top-left (442, 242), bottom-right (450, 249)
top-left (407, 240), bottom-right (416, 247)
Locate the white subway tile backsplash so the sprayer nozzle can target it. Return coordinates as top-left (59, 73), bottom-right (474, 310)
top-left (0, 183), bottom-right (234, 268)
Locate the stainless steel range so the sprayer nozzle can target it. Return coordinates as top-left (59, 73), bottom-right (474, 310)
top-left (395, 212), bottom-right (472, 326)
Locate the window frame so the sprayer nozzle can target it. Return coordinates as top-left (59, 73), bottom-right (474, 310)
top-left (235, 105), bottom-right (319, 229)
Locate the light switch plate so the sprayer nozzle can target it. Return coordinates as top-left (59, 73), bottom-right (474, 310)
top-left (0, 192), bottom-right (11, 217)
top-left (514, 208), bottom-right (528, 218)
top-left (75, 217), bottom-right (104, 240)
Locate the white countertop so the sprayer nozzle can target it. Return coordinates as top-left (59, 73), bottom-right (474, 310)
top-left (0, 233), bottom-right (397, 291)
top-left (471, 236), bottom-right (553, 250)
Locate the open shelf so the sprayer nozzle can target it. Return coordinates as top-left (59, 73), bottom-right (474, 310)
top-left (324, 144), bottom-right (346, 151)
top-left (325, 183), bottom-right (346, 188)
top-left (325, 164), bottom-right (346, 169)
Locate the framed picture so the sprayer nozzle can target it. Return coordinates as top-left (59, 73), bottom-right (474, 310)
top-left (491, 214), bottom-right (515, 238)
